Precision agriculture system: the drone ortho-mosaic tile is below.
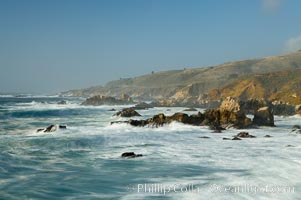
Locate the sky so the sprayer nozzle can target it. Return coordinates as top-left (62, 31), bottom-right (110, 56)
top-left (1, 0), bottom-right (301, 94)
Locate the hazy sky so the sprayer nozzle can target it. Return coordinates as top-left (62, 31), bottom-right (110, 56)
top-left (1, 0), bottom-right (301, 94)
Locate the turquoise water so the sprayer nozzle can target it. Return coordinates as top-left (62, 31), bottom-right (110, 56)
top-left (0, 96), bottom-right (300, 199)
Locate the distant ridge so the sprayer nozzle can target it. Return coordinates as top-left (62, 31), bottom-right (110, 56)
top-left (62, 50), bottom-right (301, 104)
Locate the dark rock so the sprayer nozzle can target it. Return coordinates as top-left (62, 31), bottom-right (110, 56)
top-left (44, 125), bottom-right (58, 132)
top-left (290, 125), bottom-right (301, 134)
top-left (286, 145), bottom-right (295, 147)
top-left (81, 95), bottom-right (134, 106)
top-left (198, 136), bottom-right (210, 139)
top-left (37, 128), bottom-right (44, 133)
top-left (108, 108), bottom-right (116, 111)
top-left (57, 100), bottom-right (67, 105)
top-left (209, 125), bottom-right (226, 131)
top-left (114, 108), bottom-right (141, 117)
top-left (212, 130), bottom-right (222, 133)
top-left (232, 137), bottom-right (242, 140)
top-left (121, 152), bottom-right (143, 158)
top-left (235, 132), bottom-right (256, 138)
top-left (223, 137), bottom-right (231, 140)
top-left (37, 124), bottom-right (67, 133)
top-left (253, 106), bottom-right (275, 127)
top-left (128, 119), bottom-right (149, 127)
top-left (264, 135), bottom-right (272, 138)
top-left (183, 108), bottom-right (198, 112)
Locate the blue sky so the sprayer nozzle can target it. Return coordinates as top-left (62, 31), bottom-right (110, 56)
top-left (1, 0), bottom-right (301, 93)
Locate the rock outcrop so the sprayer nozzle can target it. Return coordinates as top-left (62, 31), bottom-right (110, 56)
top-left (81, 94), bottom-right (134, 106)
top-left (253, 106), bottom-right (275, 126)
top-left (114, 108), bottom-right (141, 117)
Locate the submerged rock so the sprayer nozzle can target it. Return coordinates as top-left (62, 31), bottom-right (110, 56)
top-left (57, 100), bottom-right (67, 105)
top-left (235, 132), bottom-right (256, 138)
top-left (37, 124), bottom-right (67, 133)
top-left (264, 135), bottom-right (272, 138)
top-left (290, 125), bottom-right (301, 134)
top-left (183, 107), bottom-right (198, 112)
top-left (232, 137), bottom-right (242, 140)
top-left (121, 152), bottom-right (143, 158)
top-left (114, 108), bottom-right (141, 117)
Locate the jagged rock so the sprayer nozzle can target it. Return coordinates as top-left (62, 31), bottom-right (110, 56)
top-left (220, 97), bottom-right (241, 112)
top-left (240, 99), bottom-right (270, 115)
top-left (108, 108), bottom-right (116, 111)
top-left (203, 108), bottom-right (252, 129)
top-left (114, 108), bottom-right (141, 117)
top-left (183, 107), bottom-right (198, 111)
top-left (121, 152), bottom-right (143, 158)
top-left (37, 124), bottom-right (67, 133)
top-left (81, 95), bottom-right (134, 106)
top-left (235, 132), bottom-right (256, 138)
top-left (253, 106), bottom-right (275, 126)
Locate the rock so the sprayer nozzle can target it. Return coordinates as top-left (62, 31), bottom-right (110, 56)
top-left (121, 152), bottom-right (143, 158)
top-left (198, 136), bottom-right (210, 139)
top-left (253, 106), bottom-right (275, 126)
top-left (240, 99), bottom-right (270, 115)
top-left (223, 137), bottom-right (231, 140)
top-left (108, 108), bottom-right (116, 111)
top-left (81, 95), bottom-right (134, 106)
top-left (37, 124), bottom-right (67, 133)
top-left (290, 125), bottom-right (301, 134)
top-left (57, 100), bottom-right (67, 105)
top-left (209, 125), bottom-right (226, 131)
top-left (220, 97), bottom-right (241, 112)
top-left (183, 107), bottom-right (198, 112)
top-left (286, 145), bottom-right (295, 147)
top-left (44, 125), bottom-right (58, 132)
top-left (235, 132), bottom-right (256, 138)
top-left (128, 119), bottom-right (149, 127)
top-left (232, 137), bottom-right (242, 140)
top-left (212, 130), bottom-right (222, 133)
top-left (37, 128), bottom-right (45, 133)
top-left (264, 135), bottom-right (272, 138)
top-left (292, 125), bottom-right (301, 130)
top-left (203, 108), bottom-right (252, 129)
top-left (114, 108), bottom-right (141, 117)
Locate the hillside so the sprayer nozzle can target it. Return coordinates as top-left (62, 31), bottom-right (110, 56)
top-left (207, 68), bottom-right (301, 105)
top-left (62, 50), bottom-right (301, 104)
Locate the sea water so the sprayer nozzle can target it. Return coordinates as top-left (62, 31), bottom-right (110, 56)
top-left (0, 96), bottom-right (300, 199)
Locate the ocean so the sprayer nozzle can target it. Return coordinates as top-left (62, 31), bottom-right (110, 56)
top-left (0, 96), bottom-right (300, 199)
